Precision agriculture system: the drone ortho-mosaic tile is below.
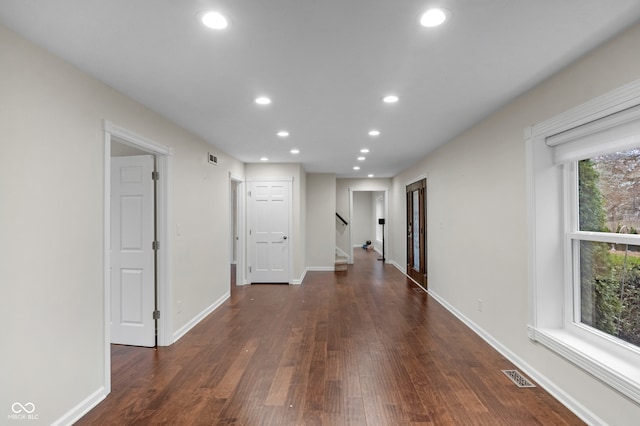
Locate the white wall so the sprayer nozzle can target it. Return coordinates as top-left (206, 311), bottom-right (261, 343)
top-left (352, 191), bottom-right (373, 248)
top-left (171, 135), bottom-right (243, 334)
top-left (306, 173), bottom-right (336, 268)
top-left (388, 22), bottom-right (640, 424)
top-left (0, 24), bottom-right (244, 425)
top-left (371, 191), bottom-right (384, 253)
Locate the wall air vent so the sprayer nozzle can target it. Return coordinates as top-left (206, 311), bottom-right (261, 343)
top-left (208, 153), bottom-right (218, 165)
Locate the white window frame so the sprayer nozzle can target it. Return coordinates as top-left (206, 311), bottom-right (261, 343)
top-left (526, 79), bottom-right (640, 404)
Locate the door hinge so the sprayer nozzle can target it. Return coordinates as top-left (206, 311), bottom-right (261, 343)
top-left (153, 310), bottom-right (160, 320)
top-left (152, 240), bottom-right (160, 250)
top-left (249, 266), bottom-right (252, 273)
top-left (152, 171), bottom-right (160, 181)
top-left (249, 229), bottom-right (252, 235)
top-left (248, 190), bottom-right (251, 197)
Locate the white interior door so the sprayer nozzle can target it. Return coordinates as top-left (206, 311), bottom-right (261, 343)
top-left (249, 180), bottom-right (291, 283)
top-left (110, 155), bottom-right (156, 347)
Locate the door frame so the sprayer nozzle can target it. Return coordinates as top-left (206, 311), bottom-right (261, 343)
top-left (348, 186), bottom-right (389, 264)
top-left (405, 174), bottom-right (428, 287)
top-left (229, 173), bottom-right (247, 285)
top-left (246, 177), bottom-right (293, 284)
top-left (103, 120), bottom-right (173, 393)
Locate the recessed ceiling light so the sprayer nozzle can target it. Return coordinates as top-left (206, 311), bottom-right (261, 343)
top-left (368, 130), bottom-right (380, 136)
top-left (368, 174), bottom-right (374, 178)
top-left (277, 131), bottom-right (289, 137)
top-left (255, 97), bottom-right (271, 105)
top-left (260, 157), bottom-right (269, 161)
top-left (420, 8), bottom-right (448, 27)
top-left (290, 149), bottom-right (300, 154)
top-left (353, 166), bottom-right (360, 170)
top-left (200, 11), bottom-right (228, 30)
top-left (383, 95), bottom-right (399, 103)
top-left (357, 156), bottom-right (366, 161)
top-left (360, 148), bottom-right (370, 153)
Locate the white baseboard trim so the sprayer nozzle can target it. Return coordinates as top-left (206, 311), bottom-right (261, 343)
top-left (307, 266), bottom-right (335, 272)
top-left (292, 266), bottom-right (337, 284)
top-left (52, 386), bottom-right (106, 426)
top-left (172, 291), bottom-right (230, 343)
top-left (390, 260), bottom-right (405, 273)
top-left (427, 289), bottom-right (605, 426)
top-left (291, 269), bottom-right (307, 285)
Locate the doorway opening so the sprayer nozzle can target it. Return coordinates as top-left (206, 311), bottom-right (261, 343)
top-left (406, 178), bottom-right (427, 288)
top-left (103, 121), bottom-right (172, 394)
top-left (347, 187), bottom-right (389, 264)
top-left (229, 175), bottom-right (245, 288)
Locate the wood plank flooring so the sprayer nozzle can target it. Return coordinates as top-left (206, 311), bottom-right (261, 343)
top-left (77, 250), bottom-right (584, 425)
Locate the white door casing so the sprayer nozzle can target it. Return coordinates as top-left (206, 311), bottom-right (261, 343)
top-left (110, 155), bottom-right (156, 347)
top-left (249, 180), bottom-right (291, 283)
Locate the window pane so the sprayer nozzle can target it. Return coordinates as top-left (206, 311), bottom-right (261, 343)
top-left (579, 148), bottom-right (640, 233)
top-left (412, 190), bottom-right (419, 270)
top-left (579, 240), bottom-right (640, 346)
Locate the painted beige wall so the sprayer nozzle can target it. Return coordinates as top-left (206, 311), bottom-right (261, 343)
top-left (306, 173), bottom-right (336, 268)
top-left (0, 24), bottom-right (244, 424)
top-left (245, 163), bottom-right (307, 281)
top-left (171, 136), bottom-right (243, 333)
top-left (389, 22), bottom-right (640, 424)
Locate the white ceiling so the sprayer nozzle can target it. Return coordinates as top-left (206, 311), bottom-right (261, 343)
top-left (2, 1), bottom-right (640, 177)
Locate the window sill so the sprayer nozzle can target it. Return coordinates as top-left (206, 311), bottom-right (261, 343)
top-left (529, 326), bottom-right (640, 403)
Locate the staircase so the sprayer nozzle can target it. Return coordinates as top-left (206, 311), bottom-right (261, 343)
top-left (335, 255), bottom-right (348, 272)
top-left (335, 214), bottom-right (349, 272)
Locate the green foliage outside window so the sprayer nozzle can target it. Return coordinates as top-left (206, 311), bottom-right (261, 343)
top-left (579, 154), bottom-right (640, 346)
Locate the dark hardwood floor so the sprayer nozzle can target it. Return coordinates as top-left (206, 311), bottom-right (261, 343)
top-left (77, 250), bottom-right (584, 425)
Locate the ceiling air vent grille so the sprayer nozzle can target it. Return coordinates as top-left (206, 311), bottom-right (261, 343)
top-left (502, 370), bottom-right (536, 388)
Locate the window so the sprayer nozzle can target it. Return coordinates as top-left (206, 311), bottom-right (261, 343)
top-left (575, 149), bottom-right (640, 347)
top-left (526, 79), bottom-right (640, 404)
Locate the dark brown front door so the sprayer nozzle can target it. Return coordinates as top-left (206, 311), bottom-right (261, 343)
top-left (406, 179), bottom-right (426, 287)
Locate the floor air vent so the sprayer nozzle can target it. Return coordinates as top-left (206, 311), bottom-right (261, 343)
top-left (502, 370), bottom-right (536, 388)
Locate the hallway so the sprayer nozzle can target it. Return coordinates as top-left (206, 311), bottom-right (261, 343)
top-left (78, 250), bottom-right (582, 425)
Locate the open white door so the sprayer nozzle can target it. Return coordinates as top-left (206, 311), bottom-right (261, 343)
top-left (110, 155), bottom-right (156, 347)
top-left (249, 180), bottom-right (291, 283)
